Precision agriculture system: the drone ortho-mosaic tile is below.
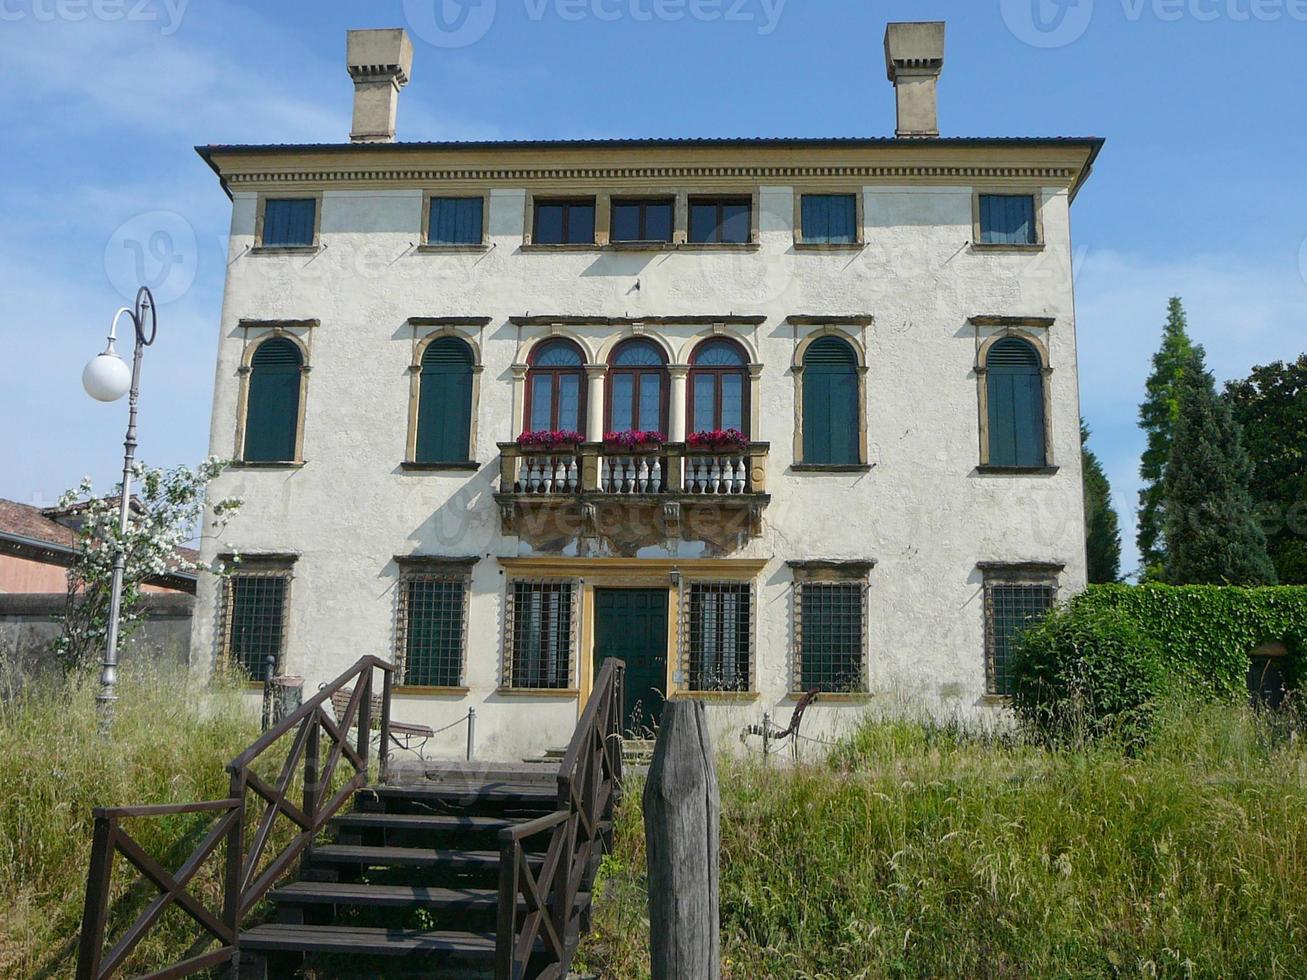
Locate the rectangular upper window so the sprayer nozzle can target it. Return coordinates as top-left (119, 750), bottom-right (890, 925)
top-left (685, 583), bottom-right (753, 693)
top-left (611, 198), bottom-right (674, 244)
top-left (978, 194), bottom-right (1038, 246)
top-left (796, 581), bottom-right (866, 694)
top-left (533, 198), bottom-right (596, 246)
top-left (427, 197), bottom-right (484, 246)
top-left (689, 196), bottom-right (752, 244)
top-left (984, 579), bottom-right (1057, 696)
top-left (223, 570), bottom-right (291, 681)
top-left (801, 194), bottom-right (858, 245)
top-left (506, 581), bottom-right (575, 689)
top-left (396, 570), bottom-right (468, 688)
top-left (261, 198), bottom-right (317, 248)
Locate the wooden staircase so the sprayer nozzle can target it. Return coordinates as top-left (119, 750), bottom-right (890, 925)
top-left (76, 658), bottom-right (628, 980)
top-left (238, 776), bottom-right (602, 977)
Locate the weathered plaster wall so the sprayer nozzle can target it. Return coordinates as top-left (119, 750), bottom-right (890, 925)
top-left (194, 180), bottom-right (1087, 761)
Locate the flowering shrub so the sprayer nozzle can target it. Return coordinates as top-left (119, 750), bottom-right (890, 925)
top-left (517, 430), bottom-right (585, 448)
top-left (54, 458), bottom-right (242, 673)
top-left (603, 430), bottom-right (665, 450)
top-left (688, 429), bottom-right (749, 450)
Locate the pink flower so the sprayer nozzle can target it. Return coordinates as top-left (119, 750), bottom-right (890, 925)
top-left (518, 430), bottom-right (585, 448)
top-left (687, 428), bottom-right (748, 449)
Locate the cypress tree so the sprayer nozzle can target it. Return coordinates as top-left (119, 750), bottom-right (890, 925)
top-left (1081, 421), bottom-right (1122, 583)
top-left (1163, 346), bottom-right (1277, 585)
top-left (1137, 297), bottom-right (1197, 579)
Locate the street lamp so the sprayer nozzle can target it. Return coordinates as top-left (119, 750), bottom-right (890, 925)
top-left (82, 286), bottom-right (157, 725)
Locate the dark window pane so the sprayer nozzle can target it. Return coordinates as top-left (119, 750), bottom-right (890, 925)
top-left (262, 199), bottom-right (316, 248)
top-left (687, 583), bottom-right (751, 692)
top-left (511, 582), bottom-right (573, 689)
top-left (720, 375), bottom-right (744, 431)
top-left (720, 202), bottom-right (750, 243)
top-left (987, 584), bottom-right (1055, 696)
top-left (429, 197), bottom-right (483, 246)
top-left (534, 341), bottom-right (584, 368)
top-left (228, 575), bottom-right (286, 680)
top-left (535, 204), bottom-right (565, 244)
top-left (804, 194), bottom-right (857, 244)
top-left (530, 380), bottom-right (554, 431)
top-left (799, 583), bottom-right (864, 693)
top-left (567, 203), bottom-right (595, 244)
top-left (403, 578), bottom-right (465, 687)
top-left (689, 203), bottom-right (718, 243)
top-left (639, 374), bottom-right (661, 430)
top-left (612, 202), bottom-right (641, 242)
top-left (610, 374), bottom-right (634, 432)
top-left (693, 375), bottom-right (717, 431)
top-left (557, 375), bottom-right (581, 431)
top-left (645, 201), bottom-right (673, 242)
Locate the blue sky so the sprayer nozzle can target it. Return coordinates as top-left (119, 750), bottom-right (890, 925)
top-left (1, 0), bottom-right (1303, 576)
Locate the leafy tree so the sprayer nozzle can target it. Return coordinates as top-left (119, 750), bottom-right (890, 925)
top-left (56, 459), bottom-right (241, 673)
top-left (1137, 297), bottom-right (1199, 580)
top-left (1162, 347), bottom-right (1276, 586)
top-left (1081, 421), bottom-right (1122, 583)
top-left (1224, 355), bottom-right (1307, 584)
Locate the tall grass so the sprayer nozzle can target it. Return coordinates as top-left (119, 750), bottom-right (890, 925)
top-left (0, 664), bottom-right (258, 977)
top-left (580, 702), bottom-right (1307, 979)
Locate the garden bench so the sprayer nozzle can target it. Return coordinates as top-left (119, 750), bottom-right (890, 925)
top-left (328, 686), bottom-right (435, 757)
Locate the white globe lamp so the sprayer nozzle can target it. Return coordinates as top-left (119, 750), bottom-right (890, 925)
top-left (83, 346), bottom-right (132, 402)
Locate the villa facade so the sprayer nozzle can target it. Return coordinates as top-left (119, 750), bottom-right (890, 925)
top-left (191, 24), bottom-right (1103, 760)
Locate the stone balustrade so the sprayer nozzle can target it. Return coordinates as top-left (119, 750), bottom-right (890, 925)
top-left (498, 443), bottom-right (768, 497)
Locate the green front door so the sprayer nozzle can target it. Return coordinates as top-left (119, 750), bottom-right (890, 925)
top-left (594, 589), bottom-right (669, 736)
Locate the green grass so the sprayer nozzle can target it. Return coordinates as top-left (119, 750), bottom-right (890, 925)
top-left (580, 702), bottom-right (1307, 979)
top-left (0, 664), bottom-right (259, 977)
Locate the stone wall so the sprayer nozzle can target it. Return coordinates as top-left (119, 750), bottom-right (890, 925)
top-left (0, 593), bottom-right (193, 691)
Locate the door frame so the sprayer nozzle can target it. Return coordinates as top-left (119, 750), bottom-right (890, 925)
top-left (499, 557), bottom-right (767, 719)
top-left (592, 586), bottom-right (673, 733)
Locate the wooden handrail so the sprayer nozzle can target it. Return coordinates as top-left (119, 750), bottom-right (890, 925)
top-left (76, 656), bottom-right (396, 980)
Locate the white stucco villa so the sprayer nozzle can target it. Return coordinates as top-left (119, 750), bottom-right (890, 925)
top-left (192, 23), bottom-right (1103, 761)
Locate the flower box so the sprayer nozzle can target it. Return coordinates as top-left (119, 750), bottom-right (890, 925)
top-left (603, 430), bottom-right (666, 452)
top-left (687, 429), bottom-right (749, 452)
top-left (517, 430), bottom-right (585, 452)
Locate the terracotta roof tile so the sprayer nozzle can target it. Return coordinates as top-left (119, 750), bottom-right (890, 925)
top-left (0, 498), bottom-right (200, 571)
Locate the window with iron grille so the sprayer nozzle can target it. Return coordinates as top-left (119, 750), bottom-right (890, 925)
top-left (795, 581), bottom-right (866, 693)
top-left (985, 581), bottom-right (1057, 696)
top-left (222, 571), bottom-right (290, 682)
top-left (396, 572), bottom-right (468, 688)
top-left (684, 582), bottom-right (753, 692)
top-left (505, 581), bottom-right (576, 690)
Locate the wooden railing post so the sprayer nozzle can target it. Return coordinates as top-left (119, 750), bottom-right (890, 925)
top-left (379, 665), bottom-right (393, 783)
top-left (644, 700), bottom-right (721, 980)
top-left (495, 839), bottom-right (519, 980)
top-left (76, 814), bottom-right (115, 980)
top-left (356, 669), bottom-right (373, 772)
top-left (223, 771), bottom-right (246, 974)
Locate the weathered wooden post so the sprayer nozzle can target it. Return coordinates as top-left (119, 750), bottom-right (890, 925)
top-left (643, 699), bottom-right (721, 980)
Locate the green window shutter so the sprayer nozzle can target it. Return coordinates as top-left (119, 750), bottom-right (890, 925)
top-left (799, 582), bottom-right (864, 693)
top-left (262, 199), bottom-right (316, 247)
top-left (416, 338), bottom-right (474, 463)
top-left (986, 339), bottom-right (1045, 467)
top-left (428, 197), bottom-right (483, 245)
top-left (979, 194), bottom-right (1036, 245)
top-left (243, 339), bottom-right (302, 462)
top-left (802, 337), bottom-right (859, 464)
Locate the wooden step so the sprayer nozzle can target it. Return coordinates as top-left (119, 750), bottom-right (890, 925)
top-left (366, 781), bottom-right (559, 808)
top-left (308, 844), bottom-right (544, 871)
top-left (269, 880), bottom-right (592, 913)
top-left (333, 812), bottom-right (528, 833)
top-left (240, 923), bottom-right (497, 958)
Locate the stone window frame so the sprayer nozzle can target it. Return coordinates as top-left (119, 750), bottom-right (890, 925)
top-left (972, 318), bottom-right (1058, 475)
top-left (521, 192), bottom-right (600, 249)
top-left (788, 560), bottom-right (875, 699)
top-left (232, 322), bottom-right (315, 468)
top-left (788, 319), bottom-right (873, 472)
top-left (978, 561), bottom-right (1063, 701)
top-left (684, 190), bottom-right (762, 249)
top-left (419, 189), bottom-right (491, 252)
top-left (607, 194), bottom-right (678, 247)
top-left (501, 577), bottom-right (582, 695)
top-left (677, 578), bottom-right (758, 698)
top-left (970, 187), bottom-right (1046, 252)
top-left (252, 190), bottom-right (323, 254)
top-left (217, 553), bottom-right (297, 685)
top-left (393, 556), bottom-right (476, 694)
top-left (402, 318), bottom-right (488, 471)
top-left (793, 188), bottom-right (866, 251)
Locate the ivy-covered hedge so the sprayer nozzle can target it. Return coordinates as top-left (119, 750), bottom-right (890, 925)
top-left (1070, 585), bottom-right (1307, 698)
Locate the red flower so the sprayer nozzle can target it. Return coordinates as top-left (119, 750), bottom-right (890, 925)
top-left (687, 428), bottom-right (748, 450)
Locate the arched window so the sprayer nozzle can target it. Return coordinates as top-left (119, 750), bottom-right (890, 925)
top-left (243, 338), bottom-right (302, 462)
top-left (606, 340), bottom-right (668, 434)
top-left (415, 337), bottom-right (474, 463)
top-left (526, 340), bottom-right (586, 435)
top-left (986, 338), bottom-right (1046, 468)
top-left (688, 339), bottom-right (749, 435)
top-left (802, 336), bottom-right (860, 465)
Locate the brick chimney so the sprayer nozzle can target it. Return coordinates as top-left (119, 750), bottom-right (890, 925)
top-left (884, 22), bottom-right (945, 139)
top-left (346, 28), bottom-right (414, 143)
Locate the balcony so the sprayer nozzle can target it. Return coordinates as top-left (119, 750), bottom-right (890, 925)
top-left (495, 442), bottom-right (770, 542)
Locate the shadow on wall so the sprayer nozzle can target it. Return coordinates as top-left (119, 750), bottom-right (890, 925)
top-left (0, 593), bottom-right (193, 696)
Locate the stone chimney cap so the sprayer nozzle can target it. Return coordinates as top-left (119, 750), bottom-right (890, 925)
top-left (347, 28), bottom-right (415, 84)
top-left (883, 21), bottom-right (945, 81)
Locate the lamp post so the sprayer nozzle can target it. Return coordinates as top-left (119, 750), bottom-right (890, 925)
top-left (81, 286), bottom-right (158, 726)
